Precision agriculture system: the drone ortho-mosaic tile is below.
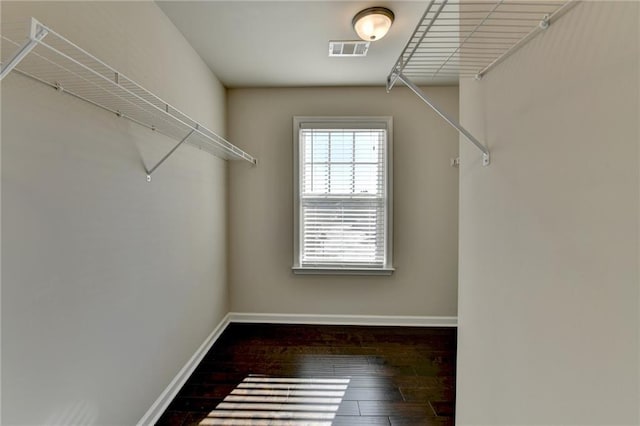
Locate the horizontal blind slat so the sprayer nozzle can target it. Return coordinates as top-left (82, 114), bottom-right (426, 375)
top-left (299, 125), bottom-right (387, 267)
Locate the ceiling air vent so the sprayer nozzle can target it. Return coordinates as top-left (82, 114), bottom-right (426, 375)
top-left (328, 40), bottom-right (370, 57)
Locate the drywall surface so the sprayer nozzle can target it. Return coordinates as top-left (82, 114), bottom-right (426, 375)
top-left (457, 2), bottom-right (639, 425)
top-left (1, 2), bottom-right (229, 424)
top-left (228, 87), bottom-right (459, 316)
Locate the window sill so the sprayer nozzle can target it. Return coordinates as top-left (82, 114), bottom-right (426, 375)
top-left (292, 267), bottom-right (395, 276)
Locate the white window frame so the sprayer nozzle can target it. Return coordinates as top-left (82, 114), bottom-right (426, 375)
top-left (292, 116), bottom-right (394, 275)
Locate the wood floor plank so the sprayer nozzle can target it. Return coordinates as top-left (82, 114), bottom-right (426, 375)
top-left (336, 400), bottom-right (360, 416)
top-left (156, 323), bottom-right (456, 425)
top-left (343, 387), bottom-right (404, 401)
top-left (155, 411), bottom-right (187, 426)
top-left (400, 386), bottom-right (455, 402)
top-left (389, 416), bottom-right (454, 426)
top-left (332, 415), bottom-right (390, 425)
top-left (358, 401), bottom-right (435, 417)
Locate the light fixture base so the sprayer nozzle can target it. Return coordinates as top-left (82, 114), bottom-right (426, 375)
top-left (352, 7), bottom-right (394, 41)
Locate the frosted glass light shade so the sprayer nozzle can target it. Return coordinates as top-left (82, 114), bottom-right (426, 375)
top-left (352, 7), bottom-right (394, 41)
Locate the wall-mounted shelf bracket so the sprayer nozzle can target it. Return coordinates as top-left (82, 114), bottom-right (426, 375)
top-left (146, 128), bottom-right (196, 182)
top-left (392, 72), bottom-right (490, 166)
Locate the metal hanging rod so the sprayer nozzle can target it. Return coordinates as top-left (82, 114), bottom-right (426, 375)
top-left (0, 18), bottom-right (257, 181)
top-left (386, 0), bottom-right (580, 166)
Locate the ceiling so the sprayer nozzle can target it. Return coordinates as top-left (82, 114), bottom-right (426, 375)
top-left (157, 1), bottom-right (452, 88)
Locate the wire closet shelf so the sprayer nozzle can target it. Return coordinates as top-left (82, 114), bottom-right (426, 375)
top-left (386, 0), bottom-right (579, 166)
top-left (388, 0), bottom-right (578, 86)
top-left (0, 18), bottom-right (256, 180)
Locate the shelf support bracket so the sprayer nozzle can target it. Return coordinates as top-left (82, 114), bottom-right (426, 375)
top-left (395, 72), bottom-right (490, 166)
top-left (146, 129), bottom-right (195, 182)
top-left (0, 18), bottom-right (48, 81)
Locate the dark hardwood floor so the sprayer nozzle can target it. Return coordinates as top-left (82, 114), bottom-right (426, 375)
top-left (156, 323), bottom-right (456, 426)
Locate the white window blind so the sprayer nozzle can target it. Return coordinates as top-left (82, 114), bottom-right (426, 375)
top-left (293, 117), bottom-right (393, 273)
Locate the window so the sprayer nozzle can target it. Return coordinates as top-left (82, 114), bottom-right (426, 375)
top-left (293, 117), bottom-right (393, 275)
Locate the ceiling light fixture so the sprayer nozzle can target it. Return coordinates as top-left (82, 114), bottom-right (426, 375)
top-left (352, 7), bottom-right (394, 41)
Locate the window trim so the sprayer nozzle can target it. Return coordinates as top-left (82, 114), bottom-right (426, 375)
top-left (292, 116), bottom-right (394, 275)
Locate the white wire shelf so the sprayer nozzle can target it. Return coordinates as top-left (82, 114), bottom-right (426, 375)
top-left (1, 18), bottom-right (256, 180)
top-left (386, 0), bottom-right (580, 167)
top-left (387, 0), bottom-right (579, 86)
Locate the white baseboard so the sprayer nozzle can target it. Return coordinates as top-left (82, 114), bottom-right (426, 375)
top-left (138, 311), bottom-right (456, 424)
top-left (228, 312), bottom-right (458, 327)
top-left (137, 313), bottom-right (231, 426)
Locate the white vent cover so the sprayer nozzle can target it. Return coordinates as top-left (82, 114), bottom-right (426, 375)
top-left (328, 40), bottom-right (370, 57)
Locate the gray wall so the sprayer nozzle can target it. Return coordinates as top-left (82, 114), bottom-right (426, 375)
top-left (456, 2), bottom-right (640, 424)
top-left (227, 87), bottom-right (460, 317)
top-left (1, 2), bottom-right (230, 424)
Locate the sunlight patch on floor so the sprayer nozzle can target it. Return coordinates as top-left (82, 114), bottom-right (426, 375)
top-left (199, 375), bottom-right (350, 426)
